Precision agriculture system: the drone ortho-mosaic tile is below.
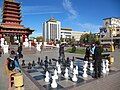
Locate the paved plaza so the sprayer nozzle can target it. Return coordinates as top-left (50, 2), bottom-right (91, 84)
top-left (0, 47), bottom-right (120, 90)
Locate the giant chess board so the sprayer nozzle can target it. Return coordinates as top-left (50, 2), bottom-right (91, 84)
top-left (21, 57), bottom-right (101, 90)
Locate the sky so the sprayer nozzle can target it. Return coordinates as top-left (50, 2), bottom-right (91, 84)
top-left (0, 0), bottom-right (120, 37)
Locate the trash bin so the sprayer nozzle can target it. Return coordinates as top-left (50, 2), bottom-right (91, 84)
top-left (14, 73), bottom-right (23, 88)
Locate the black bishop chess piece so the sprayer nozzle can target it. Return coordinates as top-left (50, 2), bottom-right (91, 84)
top-left (37, 57), bottom-right (40, 65)
top-left (28, 62), bottom-right (32, 69)
top-left (22, 60), bottom-right (25, 66)
top-left (32, 60), bottom-right (36, 66)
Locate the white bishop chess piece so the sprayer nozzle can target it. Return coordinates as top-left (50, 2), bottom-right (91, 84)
top-left (57, 65), bottom-right (61, 74)
top-left (54, 69), bottom-right (58, 79)
top-left (45, 71), bottom-right (50, 82)
top-left (64, 67), bottom-right (69, 79)
top-left (72, 68), bottom-right (78, 82)
top-left (51, 76), bottom-right (57, 88)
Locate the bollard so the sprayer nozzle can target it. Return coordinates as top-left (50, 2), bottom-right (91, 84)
top-left (14, 73), bottom-right (24, 90)
top-left (109, 56), bottom-right (114, 64)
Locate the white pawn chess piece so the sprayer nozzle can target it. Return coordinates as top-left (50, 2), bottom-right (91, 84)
top-left (106, 60), bottom-right (109, 72)
top-left (82, 64), bottom-right (88, 78)
top-left (75, 66), bottom-right (78, 75)
top-left (51, 76), bottom-right (57, 88)
top-left (54, 69), bottom-right (58, 79)
top-left (102, 60), bottom-right (106, 74)
top-left (45, 71), bottom-right (50, 82)
top-left (57, 65), bottom-right (61, 74)
top-left (90, 63), bottom-right (94, 71)
top-left (64, 68), bottom-right (69, 79)
top-left (70, 61), bottom-right (73, 69)
top-left (84, 61), bottom-right (88, 67)
top-left (72, 68), bottom-right (78, 82)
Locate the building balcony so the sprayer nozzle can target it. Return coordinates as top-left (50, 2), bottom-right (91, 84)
top-left (3, 10), bottom-right (21, 15)
top-left (5, 1), bottom-right (20, 6)
top-left (4, 7), bottom-right (21, 12)
top-left (3, 18), bottom-right (22, 22)
top-left (5, 3), bottom-right (20, 8)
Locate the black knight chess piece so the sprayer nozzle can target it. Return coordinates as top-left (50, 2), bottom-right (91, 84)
top-left (22, 60), bottom-right (25, 66)
top-left (28, 62), bottom-right (32, 69)
top-left (32, 60), bottom-right (36, 66)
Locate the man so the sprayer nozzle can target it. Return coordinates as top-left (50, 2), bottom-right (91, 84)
top-left (90, 43), bottom-right (95, 60)
top-left (59, 44), bottom-right (65, 59)
top-left (94, 42), bottom-right (102, 78)
top-left (84, 46), bottom-right (90, 61)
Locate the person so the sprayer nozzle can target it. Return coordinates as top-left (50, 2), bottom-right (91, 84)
top-left (84, 46), bottom-right (90, 61)
top-left (17, 43), bottom-right (23, 59)
top-left (94, 42), bottom-right (103, 78)
top-left (0, 46), bottom-right (3, 57)
top-left (59, 44), bottom-right (65, 60)
top-left (90, 43), bottom-right (96, 60)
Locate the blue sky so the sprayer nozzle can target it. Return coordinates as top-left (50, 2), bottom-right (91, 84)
top-left (0, 0), bottom-right (120, 37)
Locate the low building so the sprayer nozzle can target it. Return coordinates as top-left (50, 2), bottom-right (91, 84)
top-left (60, 28), bottom-right (72, 39)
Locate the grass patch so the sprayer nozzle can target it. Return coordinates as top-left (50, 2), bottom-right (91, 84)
top-left (65, 48), bottom-right (85, 54)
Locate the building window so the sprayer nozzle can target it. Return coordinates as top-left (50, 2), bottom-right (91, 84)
top-left (117, 29), bottom-right (119, 31)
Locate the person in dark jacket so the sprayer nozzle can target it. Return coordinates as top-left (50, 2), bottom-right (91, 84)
top-left (17, 43), bottom-right (23, 58)
top-left (94, 42), bottom-right (103, 78)
top-left (84, 46), bottom-right (90, 61)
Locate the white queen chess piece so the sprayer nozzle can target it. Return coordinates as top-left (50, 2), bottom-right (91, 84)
top-left (64, 67), bottom-right (69, 79)
top-left (51, 76), bottom-right (57, 88)
top-left (45, 71), bottom-right (50, 82)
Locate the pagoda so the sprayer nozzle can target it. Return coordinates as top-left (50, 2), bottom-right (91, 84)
top-left (0, 0), bottom-right (34, 44)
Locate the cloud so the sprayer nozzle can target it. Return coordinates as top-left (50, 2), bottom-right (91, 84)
top-left (63, 0), bottom-right (78, 19)
top-left (22, 6), bottom-right (63, 15)
top-left (78, 23), bottom-right (101, 33)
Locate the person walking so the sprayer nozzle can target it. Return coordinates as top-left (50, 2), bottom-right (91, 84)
top-left (94, 42), bottom-right (103, 78)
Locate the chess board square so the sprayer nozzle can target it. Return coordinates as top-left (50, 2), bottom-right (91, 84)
top-left (27, 69), bottom-right (38, 73)
top-left (58, 79), bottom-right (75, 88)
top-left (43, 83), bottom-right (63, 90)
top-left (29, 72), bottom-right (43, 77)
top-left (33, 75), bottom-right (45, 80)
top-left (37, 79), bottom-right (50, 86)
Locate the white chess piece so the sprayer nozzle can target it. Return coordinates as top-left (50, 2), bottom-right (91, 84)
top-left (54, 69), bottom-right (58, 79)
top-left (82, 63), bottom-right (88, 78)
top-left (57, 65), bottom-right (61, 74)
top-left (90, 63), bottom-right (94, 71)
top-left (75, 66), bottom-right (78, 75)
top-left (45, 71), bottom-right (50, 82)
top-left (51, 76), bottom-right (57, 88)
top-left (70, 61), bottom-right (73, 69)
top-left (106, 60), bottom-right (109, 72)
top-left (56, 61), bottom-right (59, 67)
top-left (72, 68), bottom-right (78, 82)
top-left (64, 68), bottom-right (69, 79)
top-left (102, 60), bottom-right (106, 74)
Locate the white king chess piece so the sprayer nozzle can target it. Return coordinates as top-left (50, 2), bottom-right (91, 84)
top-left (102, 60), bottom-right (106, 74)
top-left (106, 60), bottom-right (109, 72)
top-left (45, 71), bottom-right (50, 82)
top-left (51, 76), bottom-right (57, 88)
top-left (64, 68), bottom-right (69, 79)
top-left (72, 68), bottom-right (78, 82)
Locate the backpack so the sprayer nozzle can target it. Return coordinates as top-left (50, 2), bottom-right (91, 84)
top-left (7, 58), bottom-right (15, 71)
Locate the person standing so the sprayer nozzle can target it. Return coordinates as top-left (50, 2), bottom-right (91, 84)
top-left (17, 43), bottom-right (23, 59)
top-left (94, 42), bottom-right (103, 78)
top-left (84, 46), bottom-right (90, 61)
top-left (0, 46), bottom-right (3, 57)
top-left (90, 43), bottom-right (95, 60)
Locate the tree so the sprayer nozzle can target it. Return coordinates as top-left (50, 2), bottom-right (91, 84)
top-left (36, 36), bottom-right (43, 42)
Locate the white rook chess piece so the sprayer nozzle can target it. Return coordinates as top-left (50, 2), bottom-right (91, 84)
top-left (102, 60), bottom-right (106, 74)
top-left (45, 71), bottom-right (50, 82)
top-left (106, 60), bottom-right (109, 72)
top-left (51, 76), bottom-right (57, 88)
top-left (72, 68), bottom-right (78, 82)
top-left (54, 69), bottom-right (58, 79)
top-left (57, 65), bottom-right (61, 74)
top-left (64, 68), bottom-right (69, 79)
top-left (82, 62), bottom-right (88, 78)
top-left (70, 61), bottom-right (73, 69)
top-left (90, 62), bottom-right (94, 71)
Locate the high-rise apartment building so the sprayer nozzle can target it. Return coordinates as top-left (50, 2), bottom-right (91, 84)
top-left (43, 17), bottom-right (61, 42)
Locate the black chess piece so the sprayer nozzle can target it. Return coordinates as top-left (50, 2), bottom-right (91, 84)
top-left (32, 60), bottom-right (36, 66)
top-left (49, 59), bottom-right (52, 64)
top-left (28, 62), bottom-right (32, 69)
top-left (40, 59), bottom-right (43, 65)
top-left (37, 57), bottom-right (40, 65)
top-left (58, 57), bottom-right (61, 63)
top-left (72, 56), bottom-right (75, 62)
top-left (44, 57), bottom-right (48, 69)
top-left (22, 60), bottom-right (25, 66)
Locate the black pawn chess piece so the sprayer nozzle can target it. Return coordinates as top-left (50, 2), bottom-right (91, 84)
top-left (40, 59), bottom-right (43, 65)
top-left (49, 59), bottom-right (52, 64)
top-left (44, 57), bottom-right (48, 69)
top-left (22, 60), bottom-right (25, 66)
top-left (32, 60), bottom-right (36, 66)
top-left (72, 56), bottom-right (75, 62)
top-left (28, 62), bottom-right (32, 69)
top-left (58, 57), bottom-right (61, 63)
top-left (37, 57), bottom-right (40, 65)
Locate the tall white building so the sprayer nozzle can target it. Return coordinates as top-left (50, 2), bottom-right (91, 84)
top-left (43, 17), bottom-right (61, 42)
